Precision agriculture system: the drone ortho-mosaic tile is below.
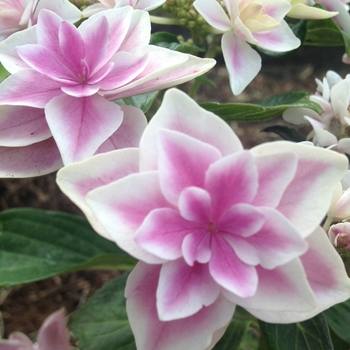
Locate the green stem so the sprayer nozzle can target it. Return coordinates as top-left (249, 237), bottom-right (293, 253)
top-left (149, 15), bottom-right (182, 26)
top-left (323, 216), bottom-right (333, 232)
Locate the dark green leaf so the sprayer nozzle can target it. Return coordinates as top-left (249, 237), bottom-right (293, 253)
top-left (150, 32), bottom-right (205, 54)
top-left (213, 319), bottom-right (252, 350)
top-left (122, 91), bottom-right (159, 113)
top-left (199, 92), bottom-right (322, 122)
top-left (263, 126), bottom-right (306, 142)
top-left (259, 313), bottom-right (334, 350)
top-left (0, 209), bottom-right (137, 287)
top-left (69, 273), bottom-right (135, 350)
top-left (324, 298), bottom-right (350, 345)
top-left (0, 63), bottom-right (10, 83)
top-left (304, 5), bottom-right (345, 47)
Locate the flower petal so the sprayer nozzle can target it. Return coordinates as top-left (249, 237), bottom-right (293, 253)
top-left (157, 260), bottom-right (220, 320)
top-left (125, 262), bottom-right (235, 350)
top-left (86, 171), bottom-right (168, 263)
top-left (0, 105), bottom-right (50, 146)
top-left (221, 31), bottom-right (261, 95)
top-left (0, 138), bottom-right (63, 177)
top-left (250, 141), bottom-right (348, 237)
top-left (140, 89), bottom-right (242, 172)
top-left (56, 148), bottom-right (140, 240)
top-left (157, 129), bottom-right (221, 205)
top-left (45, 94), bottom-right (123, 164)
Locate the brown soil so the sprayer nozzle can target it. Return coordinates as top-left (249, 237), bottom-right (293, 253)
top-left (0, 45), bottom-right (349, 343)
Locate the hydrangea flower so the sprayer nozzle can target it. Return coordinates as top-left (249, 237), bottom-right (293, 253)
top-left (57, 89), bottom-right (350, 349)
top-left (0, 309), bottom-right (71, 350)
top-left (0, 0), bottom-right (82, 41)
top-left (0, 7), bottom-right (215, 172)
top-left (193, 0), bottom-right (301, 95)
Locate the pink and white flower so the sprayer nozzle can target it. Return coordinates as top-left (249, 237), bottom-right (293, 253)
top-left (328, 222), bottom-right (350, 250)
top-left (0, 309), bottom-right (71, 350)
top-left (83, 0), bottom-right (165, 17)
top-left (57, 89), bottom-right (350, 349)
top-left (193, 0), bottom-right (301, 95)
top-left (0, 7), bottom-right (215, 172)
top-left (287, 0), bottom-right (338, 20)
top-left (0, 0), bottom-right (82, 41)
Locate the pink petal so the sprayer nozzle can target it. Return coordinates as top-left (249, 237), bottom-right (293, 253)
top-left (221, 31), bottom-right (262, 95)
top-left (98, 51), bottom-right (149, 91)
top-left (0, 105), bottom-right (50, 146)
top-left (103, 46), bottom-right (216, 100)
top-left (209, 235), bottom-right (258, 297)
top-left (252, 150), bottom-right (298, 207)
top-left (178, 187), bottom-right (211, 223)
top-left (0, 25), bottom-right (37, 73)
top-left (157, 129), bottom-right (221, 206)
top-left (228, 207), bottom-right (308, 269)
top-left (96, 104), bottom-right (147, 152)
top-left (16, 44), bottom-right (76, 83)
top-left (125, 262), bottom-right (235, 350)
top-left (34, 0), bottom-right (82, 24)
top-left (251, 141), bottom-right (348, 237)
top-left (263, 0), bottom-right (292, 21)
top-left (253, 21), bottom-right (300, 52)
top-left (0, 69), bottom-right (61, 107)
top-left (205, 151), bottom-right (258, 219)
top-left (56, 148), bottom-right (140, 240)
top-left (157, 260), bottom-right (221, 320)
top-left (135, 208), bottom-right (198, 260)
top-left (37, 309), bottom-right (71, 350)
top-left (317, 0), bottom-right (350, 33)
top-left (45, 94), bottom-right (123, 164)
top-left (140, 89), bottom-right (242, 172)
top-left (194, 0), bottom-right (231, 32)
top-left (224, 259), bottom-right (317, 321)
top-left (218, 203), bottom-right (265, 238)
top-left (182, 231), bottom-right (212, 265)
top-left (0, 138), bottom-right (63, 177)
top-left (86, 171), bottom-right (168, 263)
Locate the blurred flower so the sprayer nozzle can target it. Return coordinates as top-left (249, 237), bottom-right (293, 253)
top-left (193, 0), bottom-right (300, 95)
top-left (57, 88), bottom-right (350, 349)
top-left (328, 222), bottom-right (350, 250)
top-left (0, 0), bottom-right (82, 41)
top-left (0, 309), bottom-right (71, 350)
top-left (0, 7), bottom-right (215, 173)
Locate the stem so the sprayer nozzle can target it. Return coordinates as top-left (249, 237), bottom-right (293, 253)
top-left (149, 15), bottom-right (182, 26)
top-left (323, 216), bottom-right (333, 232)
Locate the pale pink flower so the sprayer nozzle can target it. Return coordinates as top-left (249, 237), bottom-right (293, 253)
top-left (0, 7), bottom-right (215, 171)
top-left (0, 0), bottom-right (82, 41)
top-left (193, 0), bottom-right (300, 95)
top-left (57, 89), bottom-right (350, 349)
top-left (83, 0), bottom-right (165, 17)
top-left (328, 222), bottom-right (350, 250)
top-left (0, 309), bottom-right (71, 350)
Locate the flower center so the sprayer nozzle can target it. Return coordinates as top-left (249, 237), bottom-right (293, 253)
top-left (207, 222), bottom-right (218, 234)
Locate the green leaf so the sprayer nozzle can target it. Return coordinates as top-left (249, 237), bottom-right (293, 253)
top-left (259, 313), bottom-right (334, 350)
top-left (304, 5), bottom-right (345, 47)
top-left (324, 298), bottom-right (350, 345)
top-left (0, 63), bottom-right (10, 83)
top-left (121, 91), bottom-right (159, 113)
top-left (0, 209), bottom-right (137, 287)
top-left (263, 125), bottom-right (306, 142)
top-left (69, 273), bottom-right (136, 350)
top-left (150, 32), bottom-right (205, 54)
top-left (213, 319), bottom-right (252, 350)
top-left (199, 92), bottom-right (322, 122)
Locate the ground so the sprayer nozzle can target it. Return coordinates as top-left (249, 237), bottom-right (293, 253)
top-left (0, 45), bottom-right (349, 342)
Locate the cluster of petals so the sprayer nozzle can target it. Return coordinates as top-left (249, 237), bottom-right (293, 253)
top-left (0, 0), bottom-right (81, 41)
top-left (283, 70), bottom-right (350, 154)
top-left (328, 222), bottom-right (350, 250)
top-left (0, 7), bottom-right (215, 176)
top-left (83, 0), bottom-right (165, 17)
top-left (57, 88), bottom-right (350, 350)
top-left (193, 0), bottom-right (301, 95)
top-left (287, 0), bottom-right (338, 20)
top-left (0, 309), bottom-right (71, 350)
